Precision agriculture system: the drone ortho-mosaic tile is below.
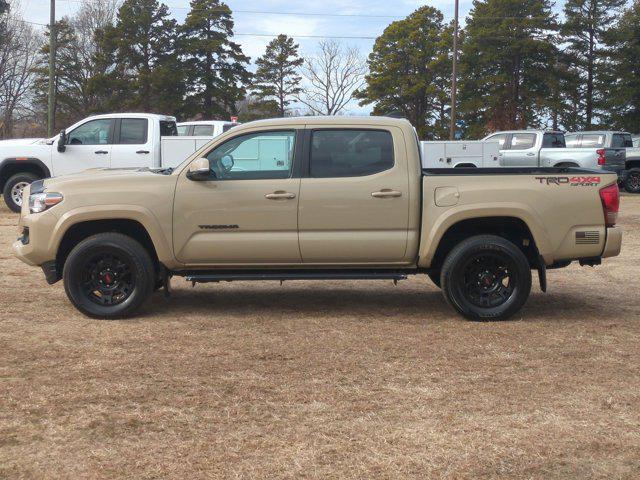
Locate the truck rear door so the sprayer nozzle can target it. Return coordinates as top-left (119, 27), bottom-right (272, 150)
top-left (110, 118), bottom-right (154, 168)
top-left (297, 126), bottom-right (411, 263)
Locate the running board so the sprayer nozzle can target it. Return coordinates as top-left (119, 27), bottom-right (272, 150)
top-left (184, 270), bottom-right (409, 284)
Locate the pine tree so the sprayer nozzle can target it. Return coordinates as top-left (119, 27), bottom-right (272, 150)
top-left (253, 34), bottom-right (303, 117)
top-left (179, 0), bottom-right (250, 119)
top-left (459, 0), bottom-right (559, 137)
top-left (354, 6), bottom-right (452, 139)
top-left (93, 0), bottom-right (184, 113)
top-left (603, 0), bottom-right (640, 132)
top-left (561, 0), bottom-right (626, 128)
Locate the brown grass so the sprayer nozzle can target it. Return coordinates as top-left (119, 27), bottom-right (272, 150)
top-left (1, 197), bottom-right (640, 479)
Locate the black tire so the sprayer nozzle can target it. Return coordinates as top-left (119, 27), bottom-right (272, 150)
top-left (441, 235), bottom-right (532, 321)
top-left (3, 172), bottom-right (39, 213)
top-left (624, 169), bottom-right (640, 194)
top-left (63, 233), bottom-right (155, 319)
top-left (427, 271), bottom-right (441, 288)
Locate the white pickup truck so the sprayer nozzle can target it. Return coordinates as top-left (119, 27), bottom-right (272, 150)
top-left (0, 113), bottom-right (212, 212)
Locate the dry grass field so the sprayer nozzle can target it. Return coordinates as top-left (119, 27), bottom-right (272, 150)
top-left (1, 197), bottom-right (640, 479)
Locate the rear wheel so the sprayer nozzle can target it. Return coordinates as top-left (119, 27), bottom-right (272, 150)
top-left (441, 235), bottom-right (531, 321)
top-left (624, 169), bottom-right (640, 193)
top-left (3, 172), bottom-right (39, 213)
top-left (63, 233), bottom-right (155, 319)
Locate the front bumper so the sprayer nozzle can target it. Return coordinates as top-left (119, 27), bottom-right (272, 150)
top-left (602, 227), bottom-right (622, 258)
top-left (12, 209), bottom-right (58, 267)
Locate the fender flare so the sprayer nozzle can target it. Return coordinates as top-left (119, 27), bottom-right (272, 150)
top-left (418, 203), bottom-right (554, 268)
top-left (50, 205), bottom-right (178, 268)
top-left (0, 157), bottom-right (51, 184)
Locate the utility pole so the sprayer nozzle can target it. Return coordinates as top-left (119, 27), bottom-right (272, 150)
top-left (449, 0), bottom-right (459, 140)
top-left (47, 0), bottom-right (55, 137)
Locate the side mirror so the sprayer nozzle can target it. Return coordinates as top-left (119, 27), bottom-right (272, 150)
top-left (186, 157), bottom-right (214, 181)
top-left (57, 130), bottom-right (67, 153)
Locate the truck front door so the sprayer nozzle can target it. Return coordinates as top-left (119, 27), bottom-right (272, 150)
top-left (53, 118), bottom-right (114, 175)
top-left (297, 127), bottom-right (410, 264)
top-left (173, 129), bottom-right (302, 265)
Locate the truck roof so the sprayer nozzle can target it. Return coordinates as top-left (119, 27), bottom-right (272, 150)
top-left (486, 130), bottom-right (563, 135)
top-left (567, 130), bottom-right (631, 135)
top-left (235, 116), bottom-right (413, 129)
top-left (178, 120), bottom-right (236, 126)
top-left (87, 113), bottom-right (177, 122)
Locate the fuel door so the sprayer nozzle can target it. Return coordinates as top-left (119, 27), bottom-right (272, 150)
top-left (434, 186), bottom-right (460, 207)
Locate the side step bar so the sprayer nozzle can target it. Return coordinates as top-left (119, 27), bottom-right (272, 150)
top-left (184, 269), bottom-right (409, 284)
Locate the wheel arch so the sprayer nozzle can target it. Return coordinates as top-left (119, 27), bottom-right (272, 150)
top-left (51, 206), bottom-right (177, 273)
top-left (419, 209), bottom-right (552, 269)
top-left (0, 158), bottom-right (50, 190)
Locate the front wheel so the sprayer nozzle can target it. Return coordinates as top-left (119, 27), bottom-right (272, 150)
top-left (63, 233), bottom-right (155, 319)
top-left (3, 172), bottom-right (39, 213)
top-left (441, 235), bottom-right (532, 321)
top-left (624, 169), bottom-right (640, 194)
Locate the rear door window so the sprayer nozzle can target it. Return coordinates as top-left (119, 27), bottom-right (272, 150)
top-left (582, 134), bottom-right (605, 147)
top-left (509, 133), bottom-right (536, 150)
top-left (310, 130), bottom-right (394, 178)
top-left (622, 134), bottom-right (633, 147)
top-left (118, 118), bottom-right (148, 144)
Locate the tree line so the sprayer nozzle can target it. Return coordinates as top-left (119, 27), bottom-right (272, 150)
top-left (1, 0), bottom-right (639, 140)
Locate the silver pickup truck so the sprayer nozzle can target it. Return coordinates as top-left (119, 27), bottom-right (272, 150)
top-left (482, 130), bottom-right (626, 179)
top-left (624, 134), bottom-right (640, 193)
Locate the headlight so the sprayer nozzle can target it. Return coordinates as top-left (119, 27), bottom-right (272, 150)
top-left (29, 192), bottom-right (63, 214)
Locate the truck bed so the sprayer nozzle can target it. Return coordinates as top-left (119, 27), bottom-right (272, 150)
top-left (419, 167), bottom-right (618, 268)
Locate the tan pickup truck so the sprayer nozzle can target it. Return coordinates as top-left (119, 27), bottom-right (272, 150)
top-left (13, 117), bottom-right (622, 321)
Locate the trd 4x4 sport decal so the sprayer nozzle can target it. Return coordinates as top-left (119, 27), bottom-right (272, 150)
top-left (535, 176), bottom-right (601, 186)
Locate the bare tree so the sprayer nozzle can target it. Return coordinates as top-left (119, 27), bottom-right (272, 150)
top-left (0, 10), bottom-right (41, 138)
top-left (298, 40), bottom-right (366, 116)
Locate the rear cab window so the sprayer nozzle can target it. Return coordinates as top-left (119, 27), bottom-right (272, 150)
top-left (193, 125), bottom-right (214, 136)
top-left (542, 133), bottom-right (565, 148)
top-left (160, 121), bottom-right (178, 136)
top-left (310, 130), bottom-right (394, 178)
top-left (177, 125), bottom-right (189, 136)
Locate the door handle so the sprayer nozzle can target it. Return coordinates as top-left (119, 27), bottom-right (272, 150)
top-left (136, 150), bottom-right (150, 154)
top-left (371, 189), bottom-right (402, 198)
top-left (526, 152), bottom-right (536, 156)
top-left (94, 150), bottom-right (109, 154)
top-left (265, 192), bottom-right (296, 200)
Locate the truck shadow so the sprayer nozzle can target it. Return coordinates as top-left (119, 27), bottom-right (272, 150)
top-left (139, 285), bottom-right (621, 324)
top-left (143, 285), bottom-right (447, 324)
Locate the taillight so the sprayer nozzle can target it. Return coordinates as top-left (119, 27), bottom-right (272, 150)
top-left (599, 184), bottom-right (619, 227)
top-left (596, 149), bottom-right (606, 166)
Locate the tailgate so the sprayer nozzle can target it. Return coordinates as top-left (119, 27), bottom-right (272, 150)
top-left (604, 148), bottom-right (626, 169)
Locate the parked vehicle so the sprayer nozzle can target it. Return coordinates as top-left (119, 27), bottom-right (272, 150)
top-left (0, 113), bottom-right (217, 212)
top-left (177, 120), bottom-right (239, 137)
top-left (420, 140), bottom-right (500, 168)
top-left (624, 134), bottom-right (640, 193)
top-left (481, 130), bottom-right (626, 179)
top-left (13, 117), bottom-right (622, 321)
